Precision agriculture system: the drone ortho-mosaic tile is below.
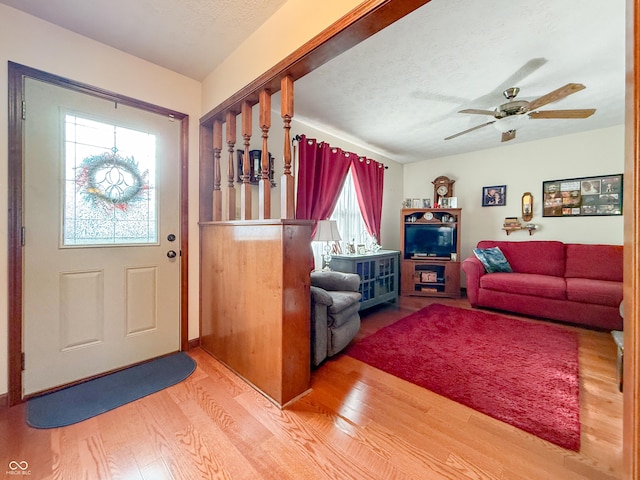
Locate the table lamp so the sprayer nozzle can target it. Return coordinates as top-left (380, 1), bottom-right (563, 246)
top-left (314, 220), bottom-right (342, 271)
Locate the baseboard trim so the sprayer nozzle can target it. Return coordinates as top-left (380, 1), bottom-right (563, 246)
top-left (188, 338), bottom-right (200, 350)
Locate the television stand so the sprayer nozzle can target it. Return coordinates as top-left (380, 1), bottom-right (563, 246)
top-left (401, 207), bottom-right (462, 298)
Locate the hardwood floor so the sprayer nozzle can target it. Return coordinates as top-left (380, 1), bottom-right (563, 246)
top-left (0, 297), bottom-right (622, 479)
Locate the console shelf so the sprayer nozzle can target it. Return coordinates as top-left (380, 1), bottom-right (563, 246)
top-left (329, 250), bottom-right (399, 310)
top-left (400, 208), bottom-right (461, 298)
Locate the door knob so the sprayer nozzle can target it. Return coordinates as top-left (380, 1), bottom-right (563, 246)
top-left (167, 250), bottom-right (177, 258)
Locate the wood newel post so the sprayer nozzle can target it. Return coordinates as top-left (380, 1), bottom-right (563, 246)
top-left (212, 119), bottom-right (223, 221)
top-left (240, 101), bottom-right (252, 220)
top-left (259, 89), bottom-right (271, 219)
top-left (226, 111), bottom-right (237, 220)
top-left (281, 76), bottom-right (295, 219)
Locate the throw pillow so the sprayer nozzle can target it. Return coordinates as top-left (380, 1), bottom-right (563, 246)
top-left (473, 246), bottom-right (513, 273)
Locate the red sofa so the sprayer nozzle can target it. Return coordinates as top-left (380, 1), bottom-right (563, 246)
top-left (462, 240), bottom-right (623, 330)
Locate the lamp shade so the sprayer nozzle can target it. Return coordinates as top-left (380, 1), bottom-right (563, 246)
top-left (314, 220), bottom-right (342, 242)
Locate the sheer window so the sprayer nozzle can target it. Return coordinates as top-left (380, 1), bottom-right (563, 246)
top-left (312, 168), bottom-right (369, 262)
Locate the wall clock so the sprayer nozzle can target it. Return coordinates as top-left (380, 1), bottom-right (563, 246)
top-left (432, 176), bottom-right (455, 203)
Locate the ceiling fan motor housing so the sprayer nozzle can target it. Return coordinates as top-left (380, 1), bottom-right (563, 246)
top-left (497, 100), bottom-right (529, 117)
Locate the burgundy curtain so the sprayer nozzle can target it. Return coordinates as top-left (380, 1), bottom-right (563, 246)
top-left (295, 135), bottom-right (351, 236)
top-left (351, 156), bottom-right (385, 241)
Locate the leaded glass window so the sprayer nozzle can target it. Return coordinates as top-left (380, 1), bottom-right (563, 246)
top-left (63, 114), bottom-right (157, 246)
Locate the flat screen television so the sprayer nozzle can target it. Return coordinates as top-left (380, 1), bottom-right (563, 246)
top-left (404, 223), bottom-right (456, 258)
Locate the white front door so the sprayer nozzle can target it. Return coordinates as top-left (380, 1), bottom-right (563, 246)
top-left (23, 78), bottom-right (181, 396)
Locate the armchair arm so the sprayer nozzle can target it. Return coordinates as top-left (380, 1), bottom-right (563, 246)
top-left (310, 285), bottom-right (333, 306)
top-left (461, 256), bottom-right (486, 306)
top-left (311, 271), bottom-right (361, 292)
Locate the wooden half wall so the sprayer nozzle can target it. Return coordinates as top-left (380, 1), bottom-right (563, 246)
top-left (200, 220), bottom-right (313, 406)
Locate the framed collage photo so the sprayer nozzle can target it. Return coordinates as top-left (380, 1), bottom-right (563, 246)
top-left (542, 174), bottom-right (623, 217)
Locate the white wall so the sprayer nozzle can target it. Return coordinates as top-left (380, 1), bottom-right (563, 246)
top-left (0, 4), bottom-right (202, 396)
top-left (403, 125), bottom-right (625, 284)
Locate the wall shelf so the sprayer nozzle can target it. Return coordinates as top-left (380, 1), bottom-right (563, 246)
top-left (502, 225), bottom-right (537, 236)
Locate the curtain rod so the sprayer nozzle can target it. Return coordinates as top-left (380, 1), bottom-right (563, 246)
top-left (292, 134), bottom-right (388, 169)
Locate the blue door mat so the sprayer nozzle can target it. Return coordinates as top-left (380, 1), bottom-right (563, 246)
top-left (27, 352), bottom-right (196, 428)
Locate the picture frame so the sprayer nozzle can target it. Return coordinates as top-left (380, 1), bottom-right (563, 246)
top-left (482, 185), bottom-right (506, 207)
top-left (542, 174), bottom-right (623, 217)
top-left (403, 198), bottom-right (412, 208)
top-left (357, 244), bottom-right (366, 255)
top-left (411, 198), bottom-right (422, 208)
top-left (440, 197), bottom-right (458, 208)
top-left (422, 198), bottom-right (432, 208)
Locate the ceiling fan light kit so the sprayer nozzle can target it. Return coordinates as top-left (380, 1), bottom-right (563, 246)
top-left (445, 83), bottom-right (596, 143)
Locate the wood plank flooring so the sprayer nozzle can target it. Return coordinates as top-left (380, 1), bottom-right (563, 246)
top-left (0, 297), bottom-right (623, 479)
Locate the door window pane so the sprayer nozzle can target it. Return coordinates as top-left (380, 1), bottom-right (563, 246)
top-left (63, 114), bottom-right (157, 246)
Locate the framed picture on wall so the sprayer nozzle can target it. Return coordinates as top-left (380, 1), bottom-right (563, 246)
top-left (542, 174), bottom-right (623, 217)
top-left (482, 185), bottom-right (506, 207)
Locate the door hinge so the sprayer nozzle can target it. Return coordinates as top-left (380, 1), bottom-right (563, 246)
top-left (21, 226), bottom-right (25, 246)
top-left (21, 352), bottom-right (25, 371)
top-left (22, 100), bottom-right (26, 120)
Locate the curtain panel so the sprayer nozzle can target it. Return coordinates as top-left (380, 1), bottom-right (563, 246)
top-left (295, 135), bottom-right (351, 236)
top-left (295, 134), bottom-right (385, 241)
top-left (351, 156), bottom-right (384, 241)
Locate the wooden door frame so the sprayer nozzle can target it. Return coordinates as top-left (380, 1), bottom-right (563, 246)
top-left (624, 0), bottom-right (639, 476)
top-left (7, 62), bottom-right (190, 406)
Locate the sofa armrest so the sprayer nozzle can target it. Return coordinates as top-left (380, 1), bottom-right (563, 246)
top-left (310, 285), bottom-right (333, 306)
top-left (461, 256), bottom-right (486, 306)
top-left (311, 271), bottom-right (361, 292)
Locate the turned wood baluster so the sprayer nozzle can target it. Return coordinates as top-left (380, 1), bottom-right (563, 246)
top-left (240, 101), bottom-right (252, 220)
top-left (259, 89), bottom-right (271, 219)
top-left (226, 111), bottom-right (237, 220)
top-left (212, 119), bottom-right (223, 221)
top-left (281, 76), bottom-right (295, 219)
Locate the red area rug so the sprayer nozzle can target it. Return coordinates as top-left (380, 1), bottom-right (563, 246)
top-left (346, 303), bottom-right (580, 451)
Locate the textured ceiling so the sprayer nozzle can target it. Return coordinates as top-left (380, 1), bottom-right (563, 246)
top-left (293, 0), bottom-right (626, 163)
top-left (0, 0), bottom-right (286, 81)
top-left (2, 0), bottom-right (626, 164)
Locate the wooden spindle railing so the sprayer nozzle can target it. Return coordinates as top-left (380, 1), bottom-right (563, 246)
top-left (259, 89), bottom-right (271, 219)
top-left (225, 111), bottom-right (236, 221)
top-left (240, 101), bottom-right (252, 220)
top-left (281, 76), bottom-right (295, 219)
top-left (212, 120), bottom-right (223, 221)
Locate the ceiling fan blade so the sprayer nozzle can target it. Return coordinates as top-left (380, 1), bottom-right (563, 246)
top-left (501, 130), bottom-right (516, 142)
top-left (528, 109), bottom-right (596, 119)
top-left (459, 109), bottom-right (496, 116)
top-left (528, 83), bottom-right (586, 111)
top-left (473, 58), bottom-right (548, 107)
top-left (444, 121), bottom-right (495, 140)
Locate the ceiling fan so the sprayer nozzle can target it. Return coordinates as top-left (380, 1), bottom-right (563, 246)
top-left (444, 83), bottom-right (596, 142)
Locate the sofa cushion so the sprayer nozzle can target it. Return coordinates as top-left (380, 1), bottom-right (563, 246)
top-left (473, 246), bottom-right (513, 273)
top-left (565, 244), bottom-right (623, 282)
top-left (480, 272), bottom-right (567, 300)
top-left (477, 240), bottom-right (566, 277)
top-left (566, 278), bottom-right (623, 307)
